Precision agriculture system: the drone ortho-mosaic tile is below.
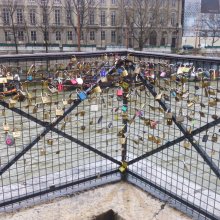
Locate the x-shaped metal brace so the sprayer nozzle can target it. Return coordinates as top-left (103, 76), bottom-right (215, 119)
top-left (128, 74), bottom-right (220, 179)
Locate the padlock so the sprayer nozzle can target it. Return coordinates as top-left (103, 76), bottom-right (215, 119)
top-left (183, 140), bottom-right (190, 149)
top-left (176, 115), bottom-right (184, 123)
top-left (202, 134), bottom-right (209, 142)
top-left (6, 73), bottom-right (13, 80)
top-left (121, 81), bottom-right (129, 90)
top-left (80, 125), bottom-right (86, 131)
top-left (12, 131), bottom-right (21, 138)
top-left (76, 76), bottom-right (83, 85)
top-left (71, 55), bottom-right (77, 63)
top-left (43, 111), bottom-right (50, 120)
top-left (164, 110), bottom-right (173, 119)
top-left (160, 71), bottom-right (166, 77)
top-left (77, 90), bottom-right (87, 101)
top-left (42, 80), bottom-right (48, 88)
top-left (120, 136), bottom-right (126, 144)
top-left (56, 106), bottom-right (64, 116)
top-left (41, 93), bottom-right (51, 104)
top-left (117, 87), bottom-right (123, 96)
top-left (170, 89), bottom-right (176, 97)
top-left (93, 85), bottom-right (102, 93)
top-left (71, 78), bottom-right (77, 85)
top-left (3, 123), bottom-right (10, 131)
top-left (5, 133), bottom-right (15, 146)
top-left (155, 93), bottom-right (163, 101)
top-left (27, 75), bottom-right (33, 81)
top-left (121, 68), bottom-right (128, 77)
top-left (62, 99), bottom-right (68, 106)
top-left (57, 83), bottom-right (64, 92)
top-left (0, 77), bottom-right (7, 84)
top-left (150, 120), bottom-right (157, 129)
top-left (121, 105), bottom-right (127, 112)
top-left (8, 99), bottom-right (17, 108)
top-left (212, 133), bottom-right (218, 143)
top-left (167, 119), bottom-right (173, 125)
top-left (47, 139), bottom-right (54, 145)
top-left (100, 68), bottom-right (107, 77)
top-left (40, 148), bottom-right (46, 156)
top-left (33, 104), bottom-right (38, 113)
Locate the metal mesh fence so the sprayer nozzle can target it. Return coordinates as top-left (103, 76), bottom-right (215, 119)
top-left (0, 51), bottom-right (220, 220)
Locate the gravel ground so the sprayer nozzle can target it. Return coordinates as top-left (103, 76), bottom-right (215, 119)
top-left (0, 182), bottom-right (192, 220)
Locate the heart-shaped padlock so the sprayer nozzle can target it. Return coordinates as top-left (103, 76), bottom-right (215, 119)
top-left (5, 133), bottom-right (15, 146)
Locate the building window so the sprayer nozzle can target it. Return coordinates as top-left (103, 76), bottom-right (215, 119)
top-left (111, 31), bottom-right (116, 43)
top-left (55, 9), bottom-right (61, 25)
top-left (101, 31), bottom-right (105, 40)
top-left (31, 31), bottom-right (37, 41)
top-left (100, 0), bottom-right (105, 4)
top-left (111, 11), bottom-right (116, 26)
top-left (171, 12), bottom-right (176, 26)
top-left (67, 31), bottom-right (73, 41)
top-left (89, 10), bottom-right (95, 25)
top-left (172, 0), bottom-right (176, 7)
top-left (111, 0), bottom-right (116, 4)
top-left (5, 31), bottom-right (11, 41)
top-left (3, 8), bottom-right (10, 25)
top-left (100, 11), bottom-right (106, 26)
top-left (17, 9), bottom-right (23, 24)
top-left (67, 10), bottom-right (71, 25)
top-left (56, 31), bottom-right (61, 41)
top-left (17, 31), bottom-right (24, 41)
top-left (30, 9), bottom-right (36, 25)
top-left (90, 31), bottom-right (95, 41)
top-left (43, 12), bottom-right (48, 24)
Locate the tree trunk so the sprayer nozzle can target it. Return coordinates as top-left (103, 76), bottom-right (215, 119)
top-left (77, 13), bottom-right (81, 52)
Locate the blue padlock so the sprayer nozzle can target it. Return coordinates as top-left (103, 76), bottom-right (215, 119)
top-left (77, 91), bottom-right (87, 101)
top-left (100, 68), bottom-right (106, 77)
top-left (122, 105), bottom-right (128, 112)
top-left (117, 68), bottom-right (123, 74)
top-left (170, 89), bottom-right (176, 97)
top-left (27, 75), bottom-right (33, 81)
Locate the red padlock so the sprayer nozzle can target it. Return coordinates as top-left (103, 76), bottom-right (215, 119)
top-left (117, 87), bottom-right (123, 96)
top-left (58, 83), bottom-right (63, 92)
top-left (71, 78), bottom-right (77, 85)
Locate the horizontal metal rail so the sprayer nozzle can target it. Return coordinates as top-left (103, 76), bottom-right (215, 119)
top-left (0, 169), bottom-right (119, 207)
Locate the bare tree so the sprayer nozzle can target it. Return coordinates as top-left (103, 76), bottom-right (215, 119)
top-left (201, 14), bottom-right (220, 47)
top-left (1, 0), bottom-right (19, 53)
top-left (117, 0), bottom-right (169, 51)
top-left (63, 0), bottom-right (96, 52)
top-left (35, 0), bottom-right (55, 53)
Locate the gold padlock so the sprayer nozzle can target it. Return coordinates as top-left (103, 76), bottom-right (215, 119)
top-left (93, 85), bottom-right (102, 93)
top-left (43, 111), bottom-right (50, 120)
top-left (47, 139), bottom-right (54, 145)
top-left (3, 123), bottom-right (10, 131)
top-left (8, 99), bottom-right (17, 108)
top-left (56, 106), bottom-right (64, 117)
top-left (121, 68), bottom-right (128, 77)
top-left (212, 133), bottom-right (218, 143)
top-left (40, 148), bottom-right (46, 156)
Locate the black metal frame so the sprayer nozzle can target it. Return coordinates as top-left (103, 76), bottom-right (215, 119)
top-left (0, 50), bottom-right (220, 220)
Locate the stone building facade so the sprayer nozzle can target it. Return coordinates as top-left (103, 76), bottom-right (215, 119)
top-left (0, 0), bottom-right (183, 51)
